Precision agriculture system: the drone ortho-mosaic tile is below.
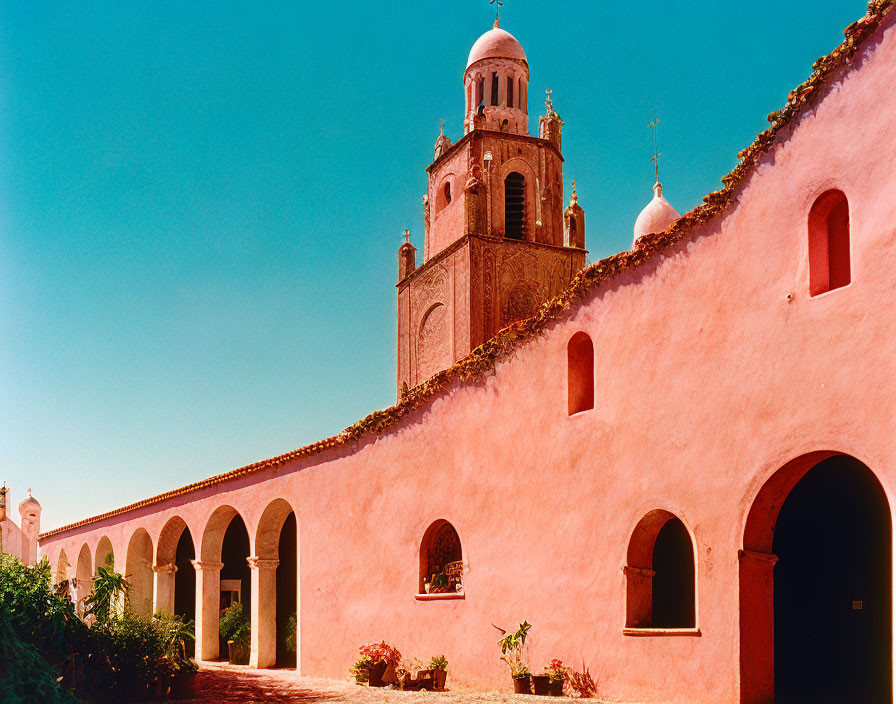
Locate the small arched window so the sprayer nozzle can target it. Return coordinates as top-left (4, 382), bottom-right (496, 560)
top-left (625, 510), bottom-right (695, 629)
top-left (808, 189), bottom-right (850, 296)
top-left (506, 76), bottom-right (514, 107)
top-left (419, 520), bottom-right (463, 595)
top-left (567, 331), bottom-right (594, 415)
top-left (443, 182), bottom-right (451, 205)
top-left (491, 72), bottom-right (499, 106)
top-left (436, 179), bottom-right (452, 213)
top-left (476, 77), bottom-right (484, 106)
top-left (504, 172), bottom-right (525, 240)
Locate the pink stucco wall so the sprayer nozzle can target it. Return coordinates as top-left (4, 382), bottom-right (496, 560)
top-left (41, 10), bottom-right (896, 704)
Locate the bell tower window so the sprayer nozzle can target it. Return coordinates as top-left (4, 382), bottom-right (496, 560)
top-left (504, 172), bottom-right (525, 240)
top-left (491, 72), bottom-right (499, 106)
top-left (507, 76), bottom-right (514, 108)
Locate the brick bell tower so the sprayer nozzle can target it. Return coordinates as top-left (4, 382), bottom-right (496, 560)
top-left (396, 16), bottom-right (587, 398)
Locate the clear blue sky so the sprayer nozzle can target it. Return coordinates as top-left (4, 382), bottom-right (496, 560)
top-left (1, 1), bottom-right (869, 531)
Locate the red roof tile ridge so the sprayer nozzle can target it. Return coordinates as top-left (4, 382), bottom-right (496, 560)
top-left (39, 0), bottom-right (895, 542)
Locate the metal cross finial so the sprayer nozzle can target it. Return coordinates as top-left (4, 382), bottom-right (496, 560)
top-left (490, 0), bottom-right (503, 26)
top-left (649, 117), bottom-right (661, 183)
top-left (404, 229), bottom-right (410, 244)
top-left (545, 88), bottom-right (553, 113)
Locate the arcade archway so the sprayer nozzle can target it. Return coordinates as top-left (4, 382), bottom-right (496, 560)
top-left (740, 452), bottom-right (891, 704)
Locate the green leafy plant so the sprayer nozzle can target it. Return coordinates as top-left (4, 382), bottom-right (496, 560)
top-left (286, 612), bottom-right (297, 653)
top-left (153, 611), bottom-right (196, 672)
top-left (219, 600), bottom-right (250, 645)
top-left (429, 654), bottom-right (448, 671)
top-left (0, 555), bottom-right (80, 704)
top-left (496, 620), bottom-right (532, 679)
top-left (350, 654), bottom-right (372, 683)
top-left (84, 565), bottom-right (129, 627)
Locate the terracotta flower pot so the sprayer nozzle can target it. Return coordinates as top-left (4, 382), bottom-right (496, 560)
top-left (513, 675), bottom-right (532, 694)
top-left (532, 674), bottom-right (551, 696)
top-left (434, 668), bottom-right (447, 691)
top-left (170, 671), bottom-right (198, 700)
top-left (548, 678), bottom-right (564, 696)
top-left (368, 660), bottom-right (388, 687)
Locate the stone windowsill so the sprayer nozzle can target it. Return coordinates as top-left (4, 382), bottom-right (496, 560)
top-left (415, 592), bottom-right (465, 601)
top-left (622, 627), bottom-right (701, 637)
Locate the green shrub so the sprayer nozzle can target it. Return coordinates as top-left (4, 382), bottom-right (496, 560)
top-left (0, 554), bottom-right (80, 703)
top-left (219, 601), bottom-right (250, 645)
top-left (285, 612), bottom-right (297, 653)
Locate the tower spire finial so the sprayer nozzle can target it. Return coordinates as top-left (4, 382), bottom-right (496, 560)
top-left (404, 229), bottom-right (411, 245)
top-left (545, 88), bottom-right (553, 114)
top-left (439, 118), bottom-right (445, 136)
top-left (648, 116), bottom-right (662, 185)
top-left (571, 179), bottom-right (577, 204)
top-left (490, 0), bottom-right (503, 27)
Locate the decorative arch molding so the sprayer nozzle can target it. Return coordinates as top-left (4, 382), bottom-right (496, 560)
top-left (156, 515), bottom-right (189, 567)
top-left (254, 498), bottom-right (295, 560)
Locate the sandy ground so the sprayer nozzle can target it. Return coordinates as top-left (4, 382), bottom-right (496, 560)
top-left (179, 663), bottom-right (613, 704)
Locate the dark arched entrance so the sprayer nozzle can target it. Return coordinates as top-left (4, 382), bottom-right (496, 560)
top-left (740, 452), bottom-right (891, 704)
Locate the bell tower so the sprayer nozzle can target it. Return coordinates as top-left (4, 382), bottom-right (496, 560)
top-left (396, 18), bottom-right (587, 398)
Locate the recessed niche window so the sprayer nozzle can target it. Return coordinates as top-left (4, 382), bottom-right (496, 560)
top-left (476, 77), bottom-right (484, 105)
top-left (507, 76), bottom-right (514, 108)
top-left (491, 72), bottom-right (499, 106)
top-left (625, 510), bottom-right (696, 629)
top-left (504, 172), bottom-right (525, 240)
top-left (808, 189), bottom-right (850, 296)
top-left (419, 520), bottom-right (463, 596)
top-left (436, 179), bottom-right (452, 213)
top-left (567, 332), bottom-right (594, 415)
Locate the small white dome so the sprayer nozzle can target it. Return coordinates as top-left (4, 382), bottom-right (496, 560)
top-left (633, 182), bottom-right (680, 246)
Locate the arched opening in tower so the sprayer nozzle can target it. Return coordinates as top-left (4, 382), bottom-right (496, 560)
top-left (504, 172), bottom-right (525, 240)
top-left (773, 455), bottom-right (891, 703)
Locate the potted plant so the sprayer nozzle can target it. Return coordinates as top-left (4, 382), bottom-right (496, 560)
top-left (219, 601), bottom-right (250, 665)
top-left (497, 620), bottom-right (532, 694)
top-left (155, 612), bottom-right (198, 699)
top-left (358, 641), bottom-right (401, 687)
top-left (546, 659), bottom-right (566, 696)
top-left (430, 654), bottom-right (448, 691)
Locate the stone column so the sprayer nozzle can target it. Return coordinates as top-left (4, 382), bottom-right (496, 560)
top-left (152, 562), bottom-right (177, 616)
top-left (738, 549), bottom-right (778, 704)
top-left (247, 556), bottom-right (280, 669)
top-left (192, 560), bottom-right (223, 661)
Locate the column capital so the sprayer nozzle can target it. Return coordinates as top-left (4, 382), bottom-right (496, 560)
top-left (247, 556), bottom-right (280, 570)
top-left (191, 560), bottom-right (224, 572)
top-left (738, 549), bottom-right (779, 565)
top-left (152, 562), bottom-right (178, 574)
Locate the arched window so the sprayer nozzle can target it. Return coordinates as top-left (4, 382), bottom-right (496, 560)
top-left (506, 76), bottom-right (514, 108)
top-left (809, 189), bottom-right (850, 296)
top-left (476, 77), bottom-right (484, 106)
top-left (567, 332), bottom-right (594, 415)
top-left (504, 172), bottom-right (525, 240)
top-left (625, 510), bottom-right (696, 629)
top-left (491, 72), bottom-right (499, 106)
top-left (443, 182), bottom-right (451, 205)
top-left (436, 179), bottom-right (452, 213)
top-left (419, 520), bottom-right (463, 595)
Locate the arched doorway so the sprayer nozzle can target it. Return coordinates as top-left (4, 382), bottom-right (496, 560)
top-left (740, 452), bottom-right (892, 704)
top-left (254, 498), bottom-right (298, 670)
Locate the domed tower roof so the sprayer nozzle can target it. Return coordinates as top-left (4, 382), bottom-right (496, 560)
top-left (19, 493), bottom-right (41, 516)
top-left (633, 182), bottom-right (680, 246)
top-left (466, 23), bottom-right (527, 70)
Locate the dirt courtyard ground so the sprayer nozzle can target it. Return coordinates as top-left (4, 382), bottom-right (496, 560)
top-left (180, 663), bottom-right (613, 704)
